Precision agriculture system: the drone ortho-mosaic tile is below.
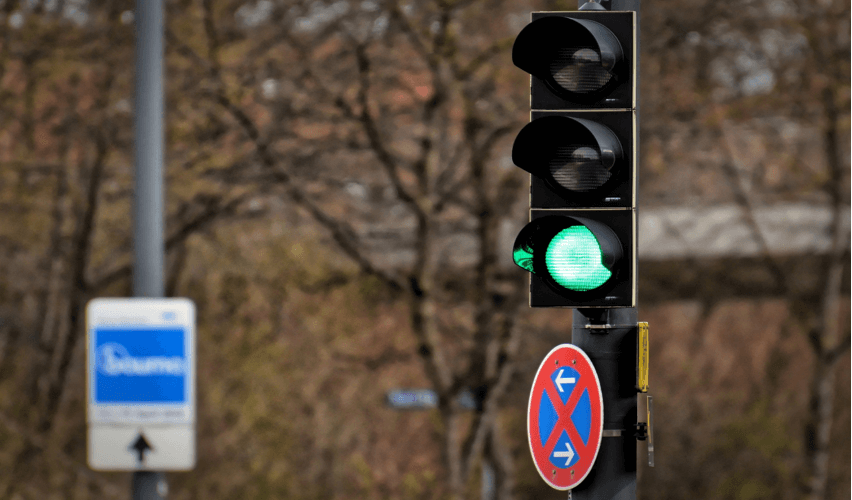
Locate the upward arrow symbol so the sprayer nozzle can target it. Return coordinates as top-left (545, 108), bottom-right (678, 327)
top-left (554, 369), bottom-right (576, 393)
top-left (129, 432), bottom-right (153, 465)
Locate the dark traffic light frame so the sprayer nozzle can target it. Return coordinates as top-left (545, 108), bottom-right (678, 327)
top-left (512, 9), bottom-right (637, 308)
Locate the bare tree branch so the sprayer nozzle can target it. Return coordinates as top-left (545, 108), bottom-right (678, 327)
top-left (718, 122), bottom-right (789, 294)
top-left (209, 60), bottom-right (406, 293)
top-left (452, 37), bottom-right (515, 80)
top-left (90, 193), bottom-right (250, 292)
top-left (332, 345), bottom-right (415, 372)
top-left (353, 43), bottom-right (419, 208)
top-left (0, 411), bottom-right (123, 500)
top-left (39, 124), bottom-right (110, 432)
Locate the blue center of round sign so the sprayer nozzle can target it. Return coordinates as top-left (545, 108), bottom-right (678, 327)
top-left (536, 365), bottom-right (593, 469)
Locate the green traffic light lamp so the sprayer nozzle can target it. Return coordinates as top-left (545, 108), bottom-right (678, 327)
top-left (513, 215), bottom-right (624, 300)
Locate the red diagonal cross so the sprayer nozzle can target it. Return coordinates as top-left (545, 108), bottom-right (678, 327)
top-left (541, 371), bottom-right (596, 461)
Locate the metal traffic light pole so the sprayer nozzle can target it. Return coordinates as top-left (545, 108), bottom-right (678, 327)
top-left (570, 308), bottom-right (638, 500)
top-left (133, 0), bottom-right (168, 499)
top-left (571, 2), bottom-right (640, 499)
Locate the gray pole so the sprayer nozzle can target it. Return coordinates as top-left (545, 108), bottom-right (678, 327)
top-left (132, 1), bottom-right (167, 499)
top-left (134, 0), bottom-right (165, 299)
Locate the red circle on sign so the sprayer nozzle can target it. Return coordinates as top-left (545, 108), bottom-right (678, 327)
top-left (527, 344), bottom-right (603, 490)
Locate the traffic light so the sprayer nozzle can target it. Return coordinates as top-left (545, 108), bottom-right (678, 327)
top-left (511, 7), bottom-right (637, 308)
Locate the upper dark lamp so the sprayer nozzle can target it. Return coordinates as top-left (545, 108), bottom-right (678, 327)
top-left (512, 16), bottom-right (626, 104)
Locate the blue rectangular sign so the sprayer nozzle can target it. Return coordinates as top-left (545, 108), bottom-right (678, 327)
top-left (93, 328), bottom-right (188, 404)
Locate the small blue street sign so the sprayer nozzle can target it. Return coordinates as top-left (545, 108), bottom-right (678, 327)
top-left (87, 298), bottom-right (196, 471)
top-left (94, 328), bottom-right (188, 404)
top-left (385, 388), bottom-right (479, 410)
top-left (386, 389), bottom-right (438, 409)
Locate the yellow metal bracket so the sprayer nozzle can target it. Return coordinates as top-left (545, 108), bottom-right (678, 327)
top-left (637, 321), bottom-right (649, 392)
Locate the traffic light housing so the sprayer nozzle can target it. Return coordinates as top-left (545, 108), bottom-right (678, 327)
top-left (513, 111), bottom-right (633, 209)
top-left (512, 9), bottom-right (637, 308)
top-left (512, 13), bottom-right (634, 110)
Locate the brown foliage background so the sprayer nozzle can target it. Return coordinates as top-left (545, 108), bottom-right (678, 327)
top-left (0, 0), bottom-right (848, 499)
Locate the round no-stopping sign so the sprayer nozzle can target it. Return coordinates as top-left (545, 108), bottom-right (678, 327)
top-left (527, 344), bottom-right (603, 490)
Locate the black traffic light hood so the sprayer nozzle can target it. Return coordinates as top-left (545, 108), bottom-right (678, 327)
top-left (512, 15), bottom-right (626, 104)
top-left (512, 115), bottom-right (624, 198)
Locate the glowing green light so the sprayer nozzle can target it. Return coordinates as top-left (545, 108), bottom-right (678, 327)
top-left (513, 246), bottom-right (535, 274)
top-left (545, 225), bottom-right (611, 291)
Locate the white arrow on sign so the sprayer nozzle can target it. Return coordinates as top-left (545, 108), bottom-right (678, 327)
top-left (553, 441), bottom-right (575, 467)
top-left (554, 369), bottom-right (576, 393)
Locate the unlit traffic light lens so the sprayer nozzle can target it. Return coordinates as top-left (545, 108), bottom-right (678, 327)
top-left (512, 16), bottom-right (626, 104)
top-left (512, 115), bottom-right (623, 199)
top-left (548, 145), bottom-right (611, 192)
top-left (545, 225), bottom-right (611, 292)
top-left (550, 47), bottom-right (615, 95)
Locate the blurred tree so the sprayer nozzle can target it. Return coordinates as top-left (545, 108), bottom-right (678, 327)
top-left (0, 1), bottom-right (258, 497)
top-left (163, 0), bottom-right (530, 497)
top-left (0, 0), bottom-right (847, 499)
top-left (639, 0), bottom-right (850, 499)
top-left (2, 0), bottom-right (532, 498)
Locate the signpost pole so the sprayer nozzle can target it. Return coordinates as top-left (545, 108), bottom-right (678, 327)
top-left (570, 308), bottom-right (637, 500)
top-left (133, 0), bottom-right (167, 498)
